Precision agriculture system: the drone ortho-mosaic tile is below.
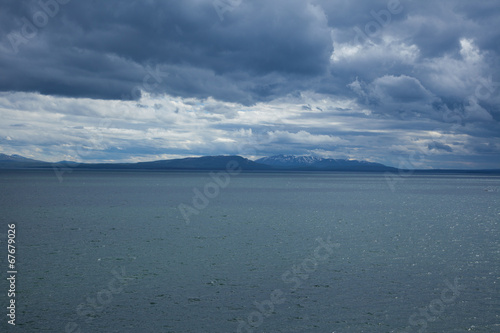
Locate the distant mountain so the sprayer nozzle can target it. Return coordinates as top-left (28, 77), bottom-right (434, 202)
top-left (0, 153), bottom-right (51, 168)
top-left (134, 155), bottom-right (272, 170)
top-left (0, 153), bottom-right (396, 171)
top-left (256, 154), bottom-right (397, 171)
top-left (1, 153), bottom-right (397, 171)
top-left (255, 154), bottom-right (323, 168)
top-left (3, 153), bottom-right (497, 173)
top-left (0, 153), bottom-right (43, 162)
top-left (69, 155), bottom-right (273, 171)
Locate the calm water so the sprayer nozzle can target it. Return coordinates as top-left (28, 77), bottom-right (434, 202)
top-left (0, 170), bottom-right (499, 332)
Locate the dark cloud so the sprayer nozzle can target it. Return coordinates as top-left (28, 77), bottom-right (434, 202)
top-left (428, 141), bottom-right (453, 152)
top-left (0, 0), bottom-right (332, 104)
top-left (371, 75), bottom-right (433, 103)
top-left (1, 0), bottom-right (499, 108)
top-left (0, 0), bottom-right (499, 168)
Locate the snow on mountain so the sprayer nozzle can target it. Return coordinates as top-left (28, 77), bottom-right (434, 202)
top-left (254, 154), bottom-right (323, 167)
top-left (255, 154), bottom-right (395, 171)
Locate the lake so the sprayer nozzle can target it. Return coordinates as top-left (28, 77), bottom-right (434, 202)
top-left (0, 170), bottom-right (499, 332)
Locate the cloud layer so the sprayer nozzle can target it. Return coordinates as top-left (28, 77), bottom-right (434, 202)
top-left (0, 0), bottom-right (499, 168)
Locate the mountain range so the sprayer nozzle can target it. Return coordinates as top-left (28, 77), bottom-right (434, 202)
top-left (0, 153), bottom-right (398, 171)
top-left (1, 153), bottom-right (498, 173)
top-left (255, 154), bottom-right (393, 171)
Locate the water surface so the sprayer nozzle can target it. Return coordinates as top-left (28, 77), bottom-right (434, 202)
top-left (0, 170), bottom-right (499, 332)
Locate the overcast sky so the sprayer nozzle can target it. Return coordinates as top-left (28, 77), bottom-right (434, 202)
top-left (1, 0), bottom-right (499, 169)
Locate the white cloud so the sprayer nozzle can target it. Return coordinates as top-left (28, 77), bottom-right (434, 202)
top-left (419, 38), bottom-right (488, 100)
top-left (330, 28), bottom-right (420, 65)
top-left (267, 130), bottom-right (345, 145)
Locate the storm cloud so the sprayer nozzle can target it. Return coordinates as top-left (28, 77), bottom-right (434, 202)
top-left (0, 0), bottom-right (499, 168)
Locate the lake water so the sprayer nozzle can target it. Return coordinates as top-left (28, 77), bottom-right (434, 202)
top-left (0, 170), bottom-right (499, 332)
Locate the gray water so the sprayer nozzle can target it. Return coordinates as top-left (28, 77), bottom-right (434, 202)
top-left (0, 170), bottom-right (499, 332)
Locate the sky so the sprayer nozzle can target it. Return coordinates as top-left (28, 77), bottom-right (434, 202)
top-left (0, 0), bottom-right (499, 169)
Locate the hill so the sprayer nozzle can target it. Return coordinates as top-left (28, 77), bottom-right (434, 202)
top-left (255, 154), bottom-right (397, 171)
